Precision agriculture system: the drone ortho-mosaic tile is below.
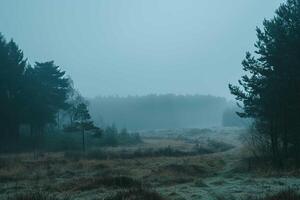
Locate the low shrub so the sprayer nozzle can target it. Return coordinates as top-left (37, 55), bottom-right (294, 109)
top-left (64, 176), bottom-right (142, 191)
top-left (247, 189), bottom-right (300, 200)
top-left (187, 128), bottom-right (213, 136)
top-left (64, 144), bottom-right (227, 161)
top-left (1, 125), bottom-right (142, 153)
top-left (7, 191), bottom-right (69, 200)
top-left (101, 127), bottom-right (142, 147)
top-left (163, 163), bottom-right (207, 176)
top-left (206, 139), bottom-right (235, 152)
top-left (63, 151), bottom-right (84, 161)
top-left (85, 149), bottom-right (107, 160)
top-left (105, 188), bottom-right (166, 200)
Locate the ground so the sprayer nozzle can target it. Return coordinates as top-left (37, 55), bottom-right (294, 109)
top-left (0, 127), bottom-right (299, 200)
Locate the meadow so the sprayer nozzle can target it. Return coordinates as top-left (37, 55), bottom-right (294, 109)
top-left (1, 128), bottom-right (299, 200)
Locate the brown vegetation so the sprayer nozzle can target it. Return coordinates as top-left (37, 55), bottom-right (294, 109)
top-left (105, 188), bottom-right (167, 200)
top-left (247, 189), bottom-right (300, 200)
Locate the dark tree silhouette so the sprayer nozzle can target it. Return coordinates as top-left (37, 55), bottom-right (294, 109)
top-left (0, 33), bottom-right (72, 152)
top-left (0, 34), bottom-right (27, 149)
top-left (25, 61), bottom-right (70, 136)
top-left (229, 0), bottom-right (300, 166)
top-left (74, 103), bottom-right (94, 151)
top-left (65, 87), bottom-right (87, 126)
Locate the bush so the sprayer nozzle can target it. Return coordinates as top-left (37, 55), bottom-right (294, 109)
top-left (0, 132), bottom-right (83, 153)
top-left (206, 139), bottom-right (234, 152)
top-left (64, 151), bottom-right (84, 161)
top-left (101, 126), bottom-right (142, 147)
top-left (187, 128), bottom-right (213, 135)
top-left (0, 126), bottom-right (142, 153)
top-left (85, 149), bottom-right (107, 160)
top-left (7, 191), bottom-right (69, 200)
top-left (247, 189), bottom-right (300, 200)
top-left (105, 188), bottom-right (166, 200)
top-left (63, 144), bottom-right (227, 161)
top-left (63, 176), bottom-right (142, 191)
top-left (63, 125), bottom-right (79, 133)
top-left (41, 133), bottom-right (82, 152)
top-left (0, 123), bottom-right (143, 153)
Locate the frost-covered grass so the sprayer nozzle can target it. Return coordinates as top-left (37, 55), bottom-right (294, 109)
top-left (0, 128), bottom-right (299, 200)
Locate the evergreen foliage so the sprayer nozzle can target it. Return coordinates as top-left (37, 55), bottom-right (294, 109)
top-left (229, 0), bottom-right (300, 166)
top-left (0, 33), bottom-right (72, 151)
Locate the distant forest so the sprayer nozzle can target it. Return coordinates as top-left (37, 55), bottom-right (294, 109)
top-left (0, 30), bottom-right (247, 153)
top-left (89, 95), bottom-right (245, 130)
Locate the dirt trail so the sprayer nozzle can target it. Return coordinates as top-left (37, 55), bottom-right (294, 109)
top-left (159, 131), bottom-right (300, 200)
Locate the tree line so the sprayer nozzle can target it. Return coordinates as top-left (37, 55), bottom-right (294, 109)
top-left (89, 94), bottom-right (231, 130)
top-left (230, 0), bottom-right (300, 167)
top-left (0, 33), bottom-right (94, 152)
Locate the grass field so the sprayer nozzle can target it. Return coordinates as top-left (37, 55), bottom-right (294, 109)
top-left (0, 128), bottom-right (299, 200)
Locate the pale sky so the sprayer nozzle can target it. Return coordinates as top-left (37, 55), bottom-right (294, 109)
top-left (0, 0), bottom-right (283, 99)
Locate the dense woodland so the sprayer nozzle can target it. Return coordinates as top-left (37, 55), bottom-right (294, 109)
top-left (0, 33), bottom-right (107, 152)
top-left (0, 33), bottom-right (145, 153)
top-left (230, 0), bottom-right (300, 166)
top-left (0, 35), bottom-right (69, 151)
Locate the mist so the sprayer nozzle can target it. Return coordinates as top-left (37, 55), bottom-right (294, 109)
top-left (89, 94), bottom-right (229, 130)
top-left (0, 0), bottom-right (281, 99)
top-left (2, 1), bottom-right (300, 199)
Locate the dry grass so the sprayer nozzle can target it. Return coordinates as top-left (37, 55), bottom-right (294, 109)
top-left (7, 191), bottom-right (69, 200)
top-left (0, 150), bottom-right (225, 198)
top-left (60, 176), bottom-right (142, 191)
top-left (105, 188), bottom-right (167, 200)
top-left (247, 189), bottom-right (300, 200)
top-left (63, 143), bottom-right (229, 161)
top-left (1, 128), bottom-right (298, 200)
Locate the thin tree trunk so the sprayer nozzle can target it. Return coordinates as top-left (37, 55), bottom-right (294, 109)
top-left (270, 118), bottom-right (281, 167)
top-left (8, 121), bottom-right (20, 152)
top-left (283, 111), bottom-right (288, 159)
top-left (57, 111), bottom-right (60, 129)
top-left (82, 128), bottom-right (85, 152)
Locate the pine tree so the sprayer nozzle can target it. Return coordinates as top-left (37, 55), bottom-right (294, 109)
top-left (65, 87), bottom-right (87, 126)
top-left (0, 34), bottom-right (27, 149)
top-left (74, 103), bottom-right (94, 151)
top-left (229, 0), bottom-right (300, 166)
top-left (0, 33), bottom-right (74, 152)
top-left (26, 61), bottom-right (71, 134)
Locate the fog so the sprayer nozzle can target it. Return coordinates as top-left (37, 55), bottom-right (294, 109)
top-left (90, 94), bottom-right (229, 130)
top-left (0, 0), bottom-right (281, 99)
top-left (3, 1), bottom-right (300, 199)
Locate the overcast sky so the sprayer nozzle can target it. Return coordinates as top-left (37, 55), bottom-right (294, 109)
top-left (0, 0), bottom-right (283, 99)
